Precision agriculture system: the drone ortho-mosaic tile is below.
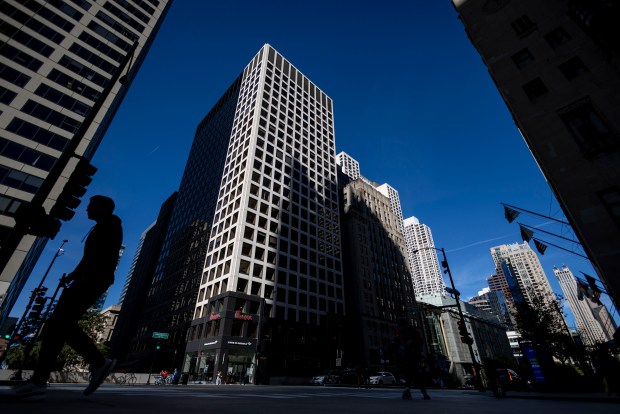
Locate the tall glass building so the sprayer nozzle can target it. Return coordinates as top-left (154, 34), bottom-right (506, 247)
top-left (0, 0), bottom-right (173, 326)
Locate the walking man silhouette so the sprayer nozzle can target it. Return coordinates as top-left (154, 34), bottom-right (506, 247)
top-left (6, 195), bottom-right (123, 401)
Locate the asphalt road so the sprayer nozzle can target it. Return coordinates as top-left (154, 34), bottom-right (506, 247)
top-left (0, 384), bottom-right (618, 414)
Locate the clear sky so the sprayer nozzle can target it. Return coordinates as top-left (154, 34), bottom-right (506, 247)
top-left (10, 1), bottom-right (617, 328)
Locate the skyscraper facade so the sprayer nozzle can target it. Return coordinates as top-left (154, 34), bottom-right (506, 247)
top-left (554, 265), bottom-right (615, 346)
top-left (452, 0), bottom-right (620, 310)
top-left (340, 174), bottom-right (415, 367)
top-left (403, 216), bottom-right (445, 298)
top-left (172, 45), bottom-right (343, 382)
top-left (0, 0), bottom-right (173, 325)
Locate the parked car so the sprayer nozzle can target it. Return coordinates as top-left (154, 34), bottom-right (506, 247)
top-left (310, 370), bottom-right (338, 385)
top-left (369, 371), bottom-right (396, 385)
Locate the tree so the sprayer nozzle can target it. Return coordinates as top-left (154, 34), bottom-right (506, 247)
top-left (4, 309), bottom-right (109, 371)
top-left (513, 295), bottom-right (576, 364)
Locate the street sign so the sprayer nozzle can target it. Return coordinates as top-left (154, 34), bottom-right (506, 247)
top-left (152, 332), bottom-right (169, 339)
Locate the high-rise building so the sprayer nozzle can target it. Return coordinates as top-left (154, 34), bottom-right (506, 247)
top-left (490, 242), bottom-right (566, 331)
top-left (139, 45), bottom-right (343, 383)
top-left (336, 151), bottom-right (360, 180)
top-left (340, 174), bottom-right (415, 367)
top-left (0, 0), bottom-right (173, 326)
top-left (403, 216), bottom-right (445, 299)
top-left (452, 0), bottom-right (620, 310)
top-left (376, 183), bottom-right (404, 235)
top-left (554, 265), bottom-right (615, 346)
top-left (469, 287), bottom-right (511, 328)
top-left (111, 192), bottom-right (176, 363)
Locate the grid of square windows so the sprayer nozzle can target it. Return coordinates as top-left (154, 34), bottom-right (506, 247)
top-left (196, 47), bottom-right (344, 326)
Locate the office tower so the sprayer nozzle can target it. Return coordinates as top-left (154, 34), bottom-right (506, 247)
top-left (336, 151), bottom-right (360, 180)
top-left (554, 265), bottom-right (615, 346)
top-left (0, 0), bottom-right (173, 325)
top-left (452, 0), bottom-right (620, 310)
top-left (403, 216), bottom-right (445, 298)
top-left (340, 174), bottom-right (415, 367)
top-left (134, 45), bottom-right (343, 382)
top-left (110, 192), bottom-right (176, 362)
top-left (469, 287), bottom-right (511, 328)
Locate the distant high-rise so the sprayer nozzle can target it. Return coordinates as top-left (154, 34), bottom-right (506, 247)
top-left (490, 243), bottom-right (566, 331)
top-left (376, 183), bottom-right (404, 235)
top-left (0, 0), bottom-right (173, 326)
top-left (453, 0), bottom-right (620, 310)
top-left (554, 265), bottom-right (615, 346)
top-left (336, 151), bottom-right (360, 180)
top-left (403, 216), bottom-right (445, 298)
top-left (112, 192), bottom-right (176, 363)
top-left (469, 287), bottom-right (511, 328)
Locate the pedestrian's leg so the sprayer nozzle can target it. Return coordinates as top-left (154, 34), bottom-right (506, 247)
top-left (29, 285), bottom-right (91, 386)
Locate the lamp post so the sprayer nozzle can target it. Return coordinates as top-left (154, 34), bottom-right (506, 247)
top-left (413, 246), bottom-right (484, 391)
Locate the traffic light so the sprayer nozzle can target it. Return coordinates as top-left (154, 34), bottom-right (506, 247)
top-left (29, 288), bottom-right (48, 320)
top-left (457, 320), bottom-right (473, 345)
top-left (156, 345), bottom-right (161, 350)
top-left (50, 158), bottom-right (97, 221)
top-left (14, 203), bottom-right (61, 239)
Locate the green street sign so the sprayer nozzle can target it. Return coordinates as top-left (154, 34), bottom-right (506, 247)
top-left (152, 332), bottom-right (169, 339)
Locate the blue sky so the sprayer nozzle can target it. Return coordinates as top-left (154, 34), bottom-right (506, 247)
top-left (11, 1), bottom-right (617, 328)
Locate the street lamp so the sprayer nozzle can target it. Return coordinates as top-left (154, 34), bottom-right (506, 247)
top-left (412, 246), bottom-right (483, 391)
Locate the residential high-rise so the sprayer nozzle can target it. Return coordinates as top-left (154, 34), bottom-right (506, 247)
top-left (403, 216), bottom-right (445, 299)
top-left (0, 0), bottom-right (173, 326)
top-left (554, 265), bottom-right (615, 346)
top-left (490, 243), bottom-right (556, 305)
top-left (336, 151), bottom-right (360, 180)
top-left (137, 45), bottom-right (343, 382)
top-left (452, 0), bottom-right (620, 310)
top-left (490, 242), bottom-right (566, 331)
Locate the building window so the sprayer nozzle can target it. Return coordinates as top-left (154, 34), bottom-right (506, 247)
top-left (558, 57), bottom-right (589, 80)
top-left (511, 15), bottom-right (537, 38)
top-left (558, 98), bottom-right (617, 157)
top-left (522, 78), bottom-right (548, 101)
top-left (545, 26), bottom-right (571, 49)
top-left (511, 48), bottom-right (535, 70)
top-left (598, 187), bottom-right (620, 229)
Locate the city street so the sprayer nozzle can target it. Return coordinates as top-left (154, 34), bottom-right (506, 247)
top-left (1, 384), bottom-right (618, 414)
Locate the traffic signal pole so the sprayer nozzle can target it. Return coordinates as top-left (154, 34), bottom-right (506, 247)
top-left (0, 241), bottom-right (67, 366)
top-left (0, 41), bottom-right (138, 292)
top-left (438, 248), bottom-right (484, 391)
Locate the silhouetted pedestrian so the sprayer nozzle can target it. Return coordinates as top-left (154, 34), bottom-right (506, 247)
top-left (4, 196), bottom-right (122, 401)
top-left (393, 317), bottom-right (430, 400)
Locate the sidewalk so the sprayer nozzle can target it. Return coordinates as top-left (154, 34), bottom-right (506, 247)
top-left (465, 389), bottom-right (620, 403)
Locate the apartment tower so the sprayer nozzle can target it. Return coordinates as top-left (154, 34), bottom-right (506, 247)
top-left (403, 216), bottom-right (445, 299)
top-left (0, 0), bottom-right (172, 325)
